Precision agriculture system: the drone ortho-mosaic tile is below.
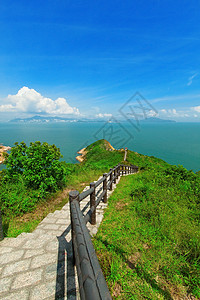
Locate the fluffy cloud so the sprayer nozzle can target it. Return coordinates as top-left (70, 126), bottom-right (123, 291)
top-left (160, 109), bottom-right (167, 113)
top-left (0, 104), bottom-right (15, 112)
top-left (0, 87), bottom-right (80, 115)
top-left (191, 106), bottom-right (200, 113)
top-left (171, 109), bottom-right (177, 115)
top-left (158, 108), bottom-right (177, 117)
top-left (96, 113), bottom-right (113, 118)
top-left (158, 107), bottom-right (200, 120)
top-left (158, 108), bottom-right (190, 118)
top-left (148, 109), bottom-right (157, 117)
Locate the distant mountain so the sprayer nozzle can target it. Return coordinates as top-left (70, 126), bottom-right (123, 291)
top-left (9, 115), bottom-right (106, 123)
top-left (10, 115), bottom-right (175, 124)
top-left (10, 116), bottom-right (78, 123)
top-left (141, 117), bottom-right (176, 123)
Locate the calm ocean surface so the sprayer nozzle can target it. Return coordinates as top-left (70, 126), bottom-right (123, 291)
top-left (0, 122), bottom-right (200, 172)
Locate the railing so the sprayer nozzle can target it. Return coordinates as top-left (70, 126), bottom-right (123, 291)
top-left (69, 164), bottom-right (138, 300)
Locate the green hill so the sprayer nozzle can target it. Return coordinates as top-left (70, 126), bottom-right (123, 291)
top-left (0, 139), bottom-right (199, 298)
top-left (91, 141), bottom-right (200, 299)
top-left (72, 139), bottom-right (200, 298)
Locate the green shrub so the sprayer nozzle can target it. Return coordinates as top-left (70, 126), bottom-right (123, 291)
top-left (3, 141), bottom-right (67, 195)
top-left (0, 178), bottom-right (39, 216)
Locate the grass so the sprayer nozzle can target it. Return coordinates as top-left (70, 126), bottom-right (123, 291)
top-left (1, 139), bottom-right (124, 237)
top-left (93, 150), bottom-right (200, 299)
top-left (2, 188), bottom-right (70, 237)
top-left (1, 139), bottom-right (199, 299)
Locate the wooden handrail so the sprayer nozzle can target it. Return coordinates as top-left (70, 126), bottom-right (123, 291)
top-left (69, 163), bottom-right (138, 300)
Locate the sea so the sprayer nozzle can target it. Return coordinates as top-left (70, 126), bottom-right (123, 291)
top-left (0, 121), bottom-right (200, 172)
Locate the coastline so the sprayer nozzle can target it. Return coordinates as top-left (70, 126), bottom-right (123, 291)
top-left (76, 147), bottom-right (87, 163)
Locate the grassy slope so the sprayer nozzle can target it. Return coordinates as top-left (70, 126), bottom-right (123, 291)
top-left (1, 139), bottom-right (199, 298)
top-left (0, 139), bottom-right (124, 237)
top-left (93, 150), bottom-right (200, 299)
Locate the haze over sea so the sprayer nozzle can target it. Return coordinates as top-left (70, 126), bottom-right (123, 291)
top-left (0, 122), bottom-right (199, 173)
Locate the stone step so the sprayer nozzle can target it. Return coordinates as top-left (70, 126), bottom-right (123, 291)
top-left (0, 171), bottom-right (134, 299)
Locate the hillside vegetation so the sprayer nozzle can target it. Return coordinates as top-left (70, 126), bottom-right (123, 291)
top-left (0, 139), bottom-right (124, 236)
top-left (93, 148), bottom-right (200, 299)
top-left (0, 139), bottom-right (199, 298)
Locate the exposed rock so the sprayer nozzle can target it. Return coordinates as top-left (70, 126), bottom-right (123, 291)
top-left (0, 145), bottom-right (11, 164)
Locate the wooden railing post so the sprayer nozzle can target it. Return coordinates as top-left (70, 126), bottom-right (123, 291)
top-left (114, 168), bottom-right (116, 184)
top-left (103, 173), bottom-right (107, 203)
top-left (0, 210), bottom-right (4, 241)
top-left (69, 190), bottom-right (80, 264)
top-left (90, 182), bottom-right (96, 225)
top-left (109, 168), bottom-right (113, 191)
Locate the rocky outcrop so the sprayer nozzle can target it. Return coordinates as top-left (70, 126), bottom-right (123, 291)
top-left (0, 145), bottom-right (11, 164)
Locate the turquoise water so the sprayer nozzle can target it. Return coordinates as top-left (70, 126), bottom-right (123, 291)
top-left (0, 122), bottom-right (200, 172)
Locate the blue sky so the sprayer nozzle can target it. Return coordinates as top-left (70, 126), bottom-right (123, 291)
top-left (0, 0), bottom-right (200, 121)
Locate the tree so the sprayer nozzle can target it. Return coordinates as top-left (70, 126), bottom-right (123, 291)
top-left (4, 141), bottom-right (67, 195)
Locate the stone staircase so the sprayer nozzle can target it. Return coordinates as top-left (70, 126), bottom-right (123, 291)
top-left (0, 175), bottom-right (122, 299)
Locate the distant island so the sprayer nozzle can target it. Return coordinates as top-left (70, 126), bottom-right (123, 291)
top-left (9, 116), bottom-right (106, 123)
top-left (10, 116), bottom-right (78, 123)
top-left (141, 117), bottom-right (176, 123)
top-left (9, 116), bottom-right (176, 124)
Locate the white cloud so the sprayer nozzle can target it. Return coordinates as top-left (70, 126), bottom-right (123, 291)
top-left (158, 106), bottom-right (200, 120)
top-left (158, 108), bottom-right (190, 118)
top-left (96, 113), bottom-right (112, 118)
top-left (0, 87), bottom-right (80, 115)
top-left (0, 104), bottom-right (15, 112)
top-left (172, 108), bottom-right (177, 115)
top-left (187, 73), bottom-right (198, 86)
top-left (191, 105), bottom-right (200, 113)
top-left (160, 109), bottom-right (167, 113)
top-left (164, 109), bottom-right (178, 116)
top-left (147, 109), bottom-right (157, 117)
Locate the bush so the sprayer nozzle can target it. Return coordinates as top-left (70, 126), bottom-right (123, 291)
top-left (3, 141), bottom-right (67, 195)
top-left (0, 178), bottom-right (39, 216)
